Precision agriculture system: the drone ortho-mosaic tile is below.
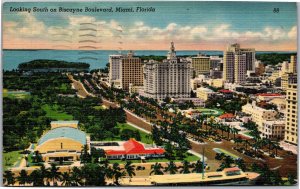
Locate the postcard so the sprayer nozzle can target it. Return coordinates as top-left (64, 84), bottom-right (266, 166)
top-left (2, 1), bottom-right (298, 187)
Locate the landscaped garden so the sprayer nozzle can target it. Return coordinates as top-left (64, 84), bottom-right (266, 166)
top-left (42, 104), bottom-right (73, 120)
top-left (3, 150), bottom-right (23, 170)
top-left (195, 108), bottom-right (224, 116)
top-left (3, 89), bottom-right (30, 99)
top-left (102, 123), bottom-right (153, 144)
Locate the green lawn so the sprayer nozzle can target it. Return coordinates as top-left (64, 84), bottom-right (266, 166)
top-left (60, 83), bottom-right (69, 90)
top-left (195, 108), bottom-right (224, 116)
top-left (3, 89), bottom-right (30, 99)
top-left (244, 131), bottom-right (254, 137)
top-left (93, 105), bottom-right (106, 110)
top-left (42, 104), bottom-right (73, 120)
top-left (3, 150), bottom-right (23, 170)
top-left (103, 123), bottom-right (152, 144)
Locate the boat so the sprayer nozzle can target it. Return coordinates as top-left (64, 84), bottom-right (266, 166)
top-left (119, 167), bottom-right (260, 186)
top-left (148, 167), bottom-right (260, 186)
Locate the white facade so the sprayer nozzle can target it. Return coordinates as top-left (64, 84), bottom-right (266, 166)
top-left (242, 101), bottom-right (278, 135)
top-left (261, 120), bottom-right (285, 140)
top-left (223, 44), bottom-right (255, 84)
top-left (109, 55), bottom-right (123, 86)
top-left (172, 98), bottom-right (206, 107)
top-left (196, 87), bottom-right (216, 101)
top-left (234, 54), bottom-right (246, 84)
top-left (143, 42), bottom-right (192, 101)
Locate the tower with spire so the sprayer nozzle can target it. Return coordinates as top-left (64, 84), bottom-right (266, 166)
top-left (167, 41), bottom-right (177, 61)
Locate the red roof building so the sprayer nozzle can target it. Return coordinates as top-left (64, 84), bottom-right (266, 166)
top-left (219, 89), bottom-right (233, 93)
top-left (256, 93), bottom-right (282, 97)
top-left (105, 139), bottom-right (165, 159)
top-left (219, 113), bottom-right (235, 119)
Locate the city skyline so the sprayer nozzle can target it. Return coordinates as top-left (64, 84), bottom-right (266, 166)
top-left (3, 2), bottom-right (297, 51)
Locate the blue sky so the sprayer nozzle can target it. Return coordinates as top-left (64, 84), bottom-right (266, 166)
top-left (3, 1), bottom-right (297, 50)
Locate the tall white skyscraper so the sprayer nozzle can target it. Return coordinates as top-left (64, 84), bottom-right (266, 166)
top-left (109, 54), bottom-right (123, 86)
top-left (223, 43), bottom-right (255, 84)
top-left (143, 42), bottom-right (192, 100)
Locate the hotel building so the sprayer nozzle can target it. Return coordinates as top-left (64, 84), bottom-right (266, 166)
top-left (109, 54), bottom-right (123, 87)
top-left (284, 84), bottom-right (298, 145)
top-left (120, 51), bottom-right (143, 90)
top-left (143, 42), bottom-right (192, 100)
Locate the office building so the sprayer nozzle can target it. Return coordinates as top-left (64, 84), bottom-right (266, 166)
top-left (234, 53), bottom-right (247, 84)
top-left (289, 55), bottom-right (297, 73)
top-left (281, 73), bottom-right (297, 90)
top-left (223, 43), bottom-right (255, 84)
top-left (192, 54), bottom-right (210, 76)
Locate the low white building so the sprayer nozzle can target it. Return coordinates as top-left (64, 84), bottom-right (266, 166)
top-left (172, 98), bottom-right (206, 107)
top-left (261, 120), bottom-right (285, 140)
top-left (242, 101), bottom-right (279, 135)
top-left (196, 87), bottom-right (216, 101)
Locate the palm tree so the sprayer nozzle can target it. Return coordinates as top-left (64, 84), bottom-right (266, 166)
top-left (4, 170), bottom-right (15, 186)
top-left (253, 140), bottom-right (261, 157)
top-left (226, 126), bottom-right (231, 140)
top-left (243, 139), bottom-right (250, 151)
top-left (217, 123), bottom-right (225, 138)
top-left (150, 163), bottom-right (164, 175)
top-left (124, 161), bottom-right (136, 179)
top-left (71, 166), bottom-right (83, 186)
top-left (105, 166), bottom-right (114, 182)
top-left (180, 160), bottom-right (191, 174)
top-left (231, 128), bottom-right (240, 141)
top-left (30, 169), bottom-right (44, 186)
top-left (17, 169), bottom-right (28, 186)
top-left (60, 172), bottom-right (72, 186)
top-left (235, 158), bottom-right (246, 171)
top-left (164, 161), bottom-right (178, 174)
top-left (234, 137), bottom-right (243, 149)
top-left (191, 160), bottom-right (204, 173)
top-left (272, 141), bottom-right (281, 157)
top-left (49, 163), bottom-right (61, 186)
top-left (112, 163), bottom-right (124, 185)
top-left (39, 164), bottom-right (50, 184)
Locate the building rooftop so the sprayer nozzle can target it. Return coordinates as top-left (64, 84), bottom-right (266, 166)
top-left (219, 113), bottom-right (235, 119)
top-left (38, 127), bottom-right (86, 146)
top-left (105, 139), bottom-right (165, 155)
top-left (219, 89), bottom-right (233, 93)
top-left (50, 121), bottom-right (79, 124)
top-left (197, 87), bottom-right (215, 93)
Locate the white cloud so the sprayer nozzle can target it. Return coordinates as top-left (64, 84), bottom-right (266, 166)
top-left (4, 13), bottom-right (297, 49)
top-left (288, 26), bottom-right (297, 39)
top-left (4, 13), bottom-right (46, 38)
